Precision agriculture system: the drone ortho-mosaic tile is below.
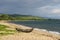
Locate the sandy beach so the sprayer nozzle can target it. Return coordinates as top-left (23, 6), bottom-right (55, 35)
top-left (0, 21), bottom-right (60, 40)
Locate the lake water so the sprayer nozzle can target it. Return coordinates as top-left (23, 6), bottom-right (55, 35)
top-left (10, 20), bottom-right (60, 34)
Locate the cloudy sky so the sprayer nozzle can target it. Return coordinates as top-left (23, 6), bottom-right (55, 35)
top-left (0, 0), bottom-right (60, 19)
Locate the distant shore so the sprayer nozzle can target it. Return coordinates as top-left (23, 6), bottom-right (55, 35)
top-left (0, 20), bottom-right (60, 40)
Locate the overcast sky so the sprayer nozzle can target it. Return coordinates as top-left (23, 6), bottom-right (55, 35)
top-left (0, 0), bottom-right (60, 19)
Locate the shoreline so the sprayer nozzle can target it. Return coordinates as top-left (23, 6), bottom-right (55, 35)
top-left (8, 20), bottom-right (60, 35)
top-left (1, 20), bottom-right (60, 35)
top-left (0, 21), bottom-right (60, 40)
top-left (9, 21), bottom-right (60, 35)
top-left (34, 28), bottom-right (60, 35)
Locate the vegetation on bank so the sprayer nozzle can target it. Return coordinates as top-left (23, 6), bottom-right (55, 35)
top-left (0, 14), bottom-right (47, 35)
top-left (0, 24), bottom-right (16, 35)
top-left (0, 14), bottom-right (46, 20)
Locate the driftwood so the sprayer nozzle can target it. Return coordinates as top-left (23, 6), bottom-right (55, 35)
top-left (15, 28), bottom-right (33, 33)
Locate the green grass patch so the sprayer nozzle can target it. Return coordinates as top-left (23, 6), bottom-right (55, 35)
top-left (0, 24), bottom-right (16, 35)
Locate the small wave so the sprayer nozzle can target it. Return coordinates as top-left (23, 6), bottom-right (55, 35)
top-left (49, 31), bottom-right (60, 35)
top-left (34, 28), bottom-right (60, 35)
top-left (34, 28), bottom-right (48, 32)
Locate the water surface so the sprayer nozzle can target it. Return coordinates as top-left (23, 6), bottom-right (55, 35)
top-left (10, 20), bottom-right (60, 32)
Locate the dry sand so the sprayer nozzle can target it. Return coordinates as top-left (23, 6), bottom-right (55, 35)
top-left (0, 21), bottom-right (60, 40)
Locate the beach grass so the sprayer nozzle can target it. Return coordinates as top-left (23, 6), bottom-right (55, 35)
top-left (0, 22), bottom-right (60, 40)
top-left (0, 24), bottom-right (16, 35)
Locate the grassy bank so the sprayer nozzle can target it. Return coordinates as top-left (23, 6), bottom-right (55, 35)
top-left (0, 24), bottom-right (16, 35)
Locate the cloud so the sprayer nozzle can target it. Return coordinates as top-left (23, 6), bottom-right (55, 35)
top-left (52, 9), bottom-right (60, 13)
top-left (5, 0), bottom-right (18, 1)
top-left (37, 5), bottom-right (52, 14)
top-left (3, 0), bottom-right (42, 5)
top-left (22, 0), bottom-right (42, 4)
top-left (37, 4), bottom-right (60, 14)
top-left (4, 0), bottom-right (19, 2)
top-left (36, 5), bottom-right (60, 18)
top-left (0, 0), bottom-right (60, 18)
top-left (53, 0), bottom-right (60, 2)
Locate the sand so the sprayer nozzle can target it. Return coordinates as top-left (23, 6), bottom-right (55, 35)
top-left (0, 21), bottom-right (60, 40)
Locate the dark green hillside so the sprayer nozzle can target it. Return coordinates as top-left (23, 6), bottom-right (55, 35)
top-left (0, 14), bottom-right (47, 20)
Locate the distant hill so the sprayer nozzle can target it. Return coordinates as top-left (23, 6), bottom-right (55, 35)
top-left (0, 14), bottom-right (47, 20)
